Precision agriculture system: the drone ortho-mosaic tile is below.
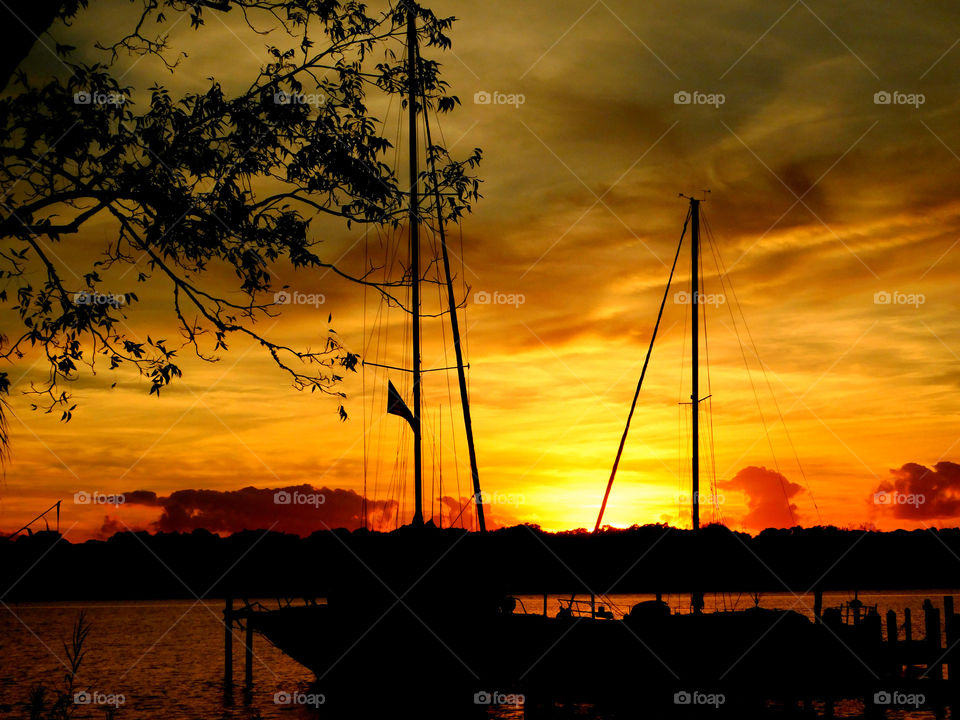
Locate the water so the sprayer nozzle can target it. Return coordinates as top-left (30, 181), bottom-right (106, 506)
top-left (0, 600), bottom-right (312, 719)
top-left (1, 592), bottom-right (957, 719)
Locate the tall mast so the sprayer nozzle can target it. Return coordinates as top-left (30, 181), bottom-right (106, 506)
top-left (407, 1), bottom-right (423, 526)
top-left (690, 197), bottom-right (700, 533)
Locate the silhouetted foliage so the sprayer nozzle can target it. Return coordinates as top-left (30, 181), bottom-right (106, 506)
top-left (27, 611), bottom-right (90, 720)
top-left (4, 525), bottom-right (960, 600)
top-left (0, 1), bottom-right (481, 453)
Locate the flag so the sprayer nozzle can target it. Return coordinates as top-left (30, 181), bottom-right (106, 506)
top-left (387, 380), bottom-right (415, 428)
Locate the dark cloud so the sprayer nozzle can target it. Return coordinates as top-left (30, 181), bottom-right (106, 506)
top-left (722, 465), bottom-right (803, 530)
top-left (871, 462), bottom-right (960, 520)
top-left (104, 485), bottom-right (398, 536)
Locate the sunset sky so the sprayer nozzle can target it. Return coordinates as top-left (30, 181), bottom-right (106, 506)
top-left (3, 0), bottom-right (960, 540)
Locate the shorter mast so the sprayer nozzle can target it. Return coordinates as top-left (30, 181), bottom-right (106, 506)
top-left (688, 194), bottom-right (704, 615)
top-left (690, 197), bottom-right (700, 533)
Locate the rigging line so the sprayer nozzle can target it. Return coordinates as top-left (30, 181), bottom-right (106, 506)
top-left (427, 88), bottom-right (474, 396)
top-left (706, 371), bottom-right (721, 518)
top-left (362, 234), bottom-right (369, 530)
top-left (677, 402), bottom-right (687, 522)
top-left (389, 215), bottom-right (412, 528)
top-left (434, 244), bottom-right (465, 523)
top-left (700, 211), bottom-right (796, 525)
top-left (370, 225), bottom-right (400, 520)
top-left (699, 399), bottom-right (719, 524)
top-left (431, 408), bottom-right (438, 524)
top-left (701, 211), bottom-right (809, 521)
top-left (459, 223), bottom-right (470, 397)
top-left (701, 213), bottom-right (821, 524)
top-left (422, 95), bottom-right (480, 531)
top-left (422, 214), bottom-right (463, 507)
top-left (438, 405), bottom-right (443, 528)
top-left (706, 225), bottom-right (792, 523)
top-left (371, 225), bottom-right (395, 523)
top-left (367, 230), bottom-right (382, 523)
top-left (594, 207), bottom-right (691, 533)
top-left (448, 493), bottom-right (473, 529)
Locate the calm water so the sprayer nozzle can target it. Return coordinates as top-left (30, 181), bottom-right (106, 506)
top-left (1, 592), bottom-right (957, 719)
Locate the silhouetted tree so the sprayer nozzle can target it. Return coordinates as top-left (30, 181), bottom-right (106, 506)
top-left (0, 1), bottom-right (481, 455)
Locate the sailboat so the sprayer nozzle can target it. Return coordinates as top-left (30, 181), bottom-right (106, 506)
top-left (460, 198), bottom-right (888, 712)
top-left (249, 5), bottom-right (890, 713)
top-left (249, 1), bottom-right (509, 709)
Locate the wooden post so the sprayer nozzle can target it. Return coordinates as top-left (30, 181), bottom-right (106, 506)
top-left (886, 609), bottom-right (897, 644)
top-left (904, 607), bottom-right (912, 643)
top-left (590, 594), bottom-right (596, 619)
top-left (813, 589), bottom-right (823, 622)
top-left (923, 599), bottom-right (942, 679)
top-left (244, 616), bottom-right (254, 691)
top-left (224, 598), bottom-right (233, 688)
top-left (946, 596), bottom-right (956, 684)
top-left (543, 593), bottom-right (548, 617)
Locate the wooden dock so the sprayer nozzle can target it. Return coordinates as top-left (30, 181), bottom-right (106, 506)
top-left (222, 591), bottom-right (960, 713)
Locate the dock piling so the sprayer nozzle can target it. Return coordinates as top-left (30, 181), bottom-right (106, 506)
top-left (924, 598), bottom-right (943, 679)
top-left (224, 597), bottom-right (233, 689)
top-left (244, 615), bottom-right (254, 691)
top-left (946, 596), bottom-right (957, 683)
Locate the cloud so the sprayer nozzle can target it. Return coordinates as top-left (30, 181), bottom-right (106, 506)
top-left (96, 487), bottom-right (509, 536)
top-left (722, 466), bottom-right (804, 531)
top-left (104, 485), bottom-right (398, 536)
top-left (871, 461), bottom-right (960, 520)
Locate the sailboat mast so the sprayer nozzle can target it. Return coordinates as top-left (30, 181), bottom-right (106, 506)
top-left (407, 1), bottom-right (424, 526)
top-left (690, 197), bottom-right (700, 532)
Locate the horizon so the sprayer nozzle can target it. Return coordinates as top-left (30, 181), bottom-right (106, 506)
top-left (3, 0), bottom-right (960, 541)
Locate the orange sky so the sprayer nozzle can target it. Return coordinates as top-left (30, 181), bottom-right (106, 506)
top-left (3, 0), bottom-right (960, 540)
